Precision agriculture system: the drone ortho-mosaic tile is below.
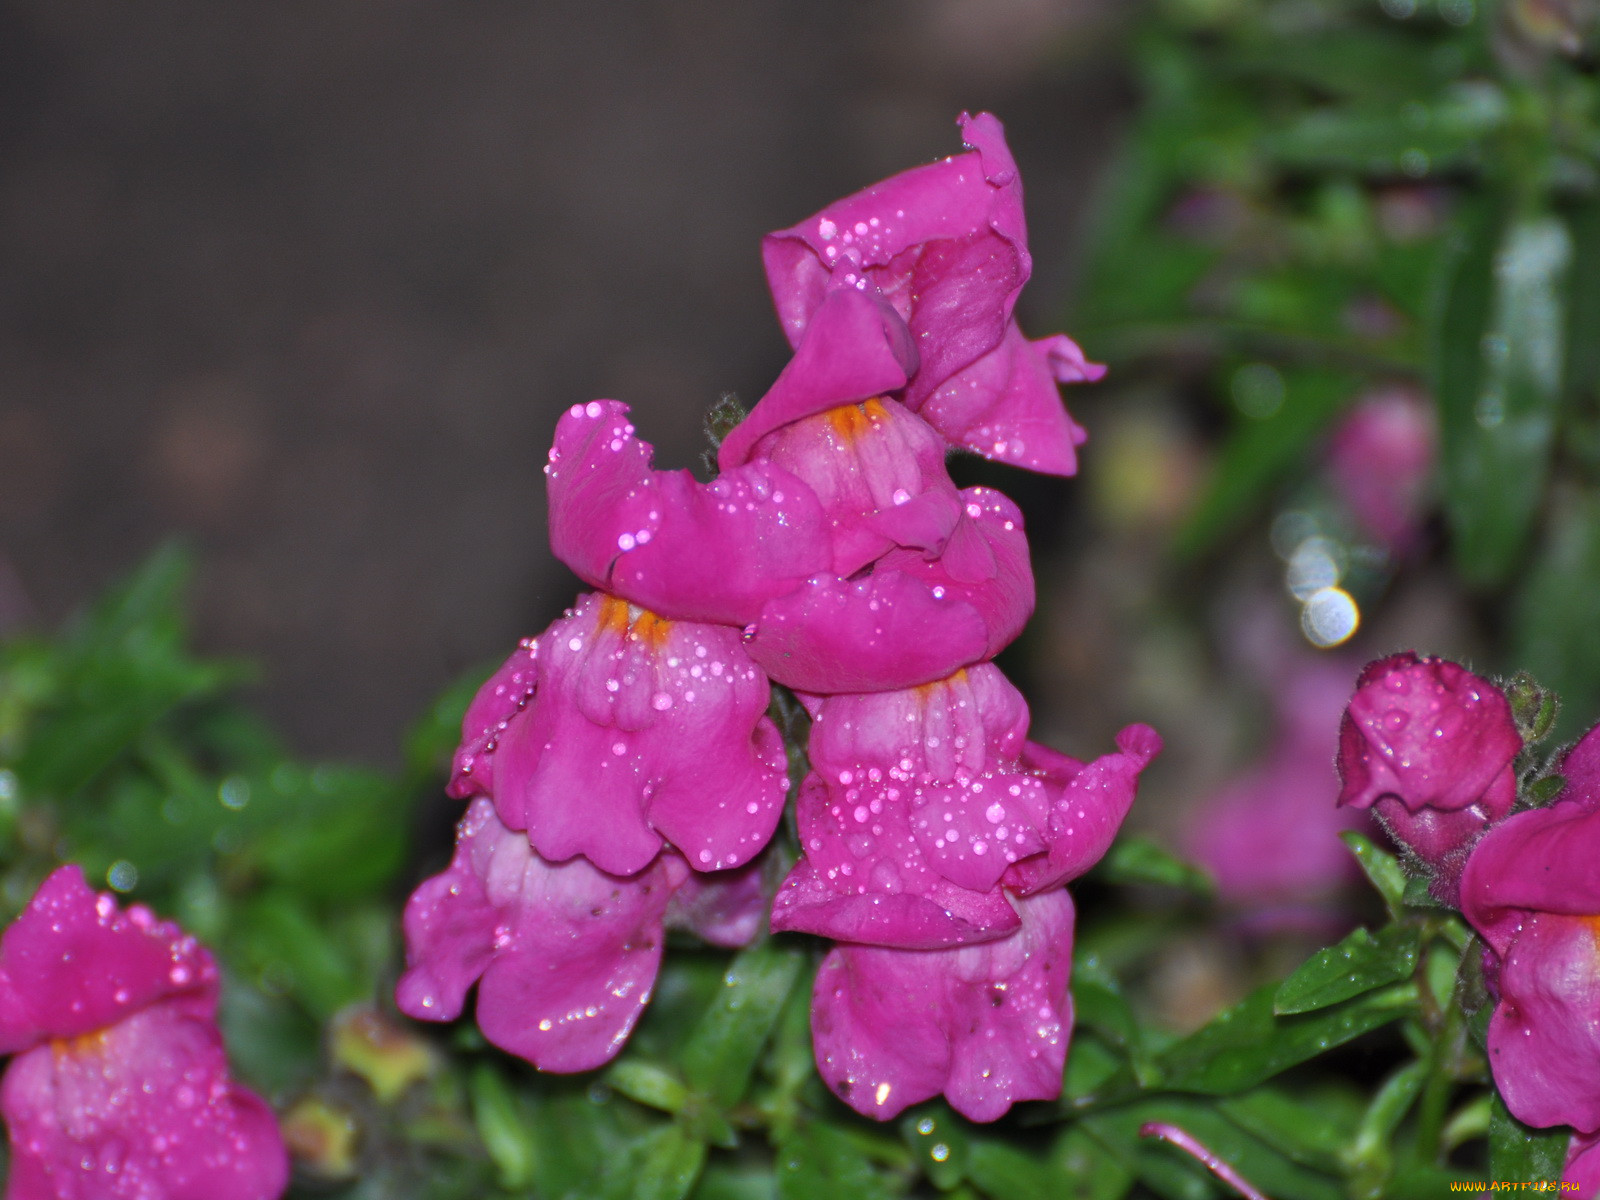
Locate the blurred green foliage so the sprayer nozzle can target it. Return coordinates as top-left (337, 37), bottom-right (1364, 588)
top-left (1079, 0), bottom-right (1600, 731)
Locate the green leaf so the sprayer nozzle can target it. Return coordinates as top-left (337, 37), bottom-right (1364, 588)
top-left (776, 1123), bottom-right (900, 1200)
top-left (613, 1123), bottom-right (708, 1200)
top-left (1095, 836), bottom-right (1214, 895)
top-left (469, 1065), bottom-right (536, 1190)
top-left (1488, 1091), bottom-right (1569, 1187)
top-left (1088, 1098), bottom-right (1345, 1200)
top-left (1275, 923), bottom-right (1421, 1015)
top-left (1153, 982), bottom-right (1414, 1095)
top-left (902, 1105), bottom-right (971, 1190)
top-left (1073, 956), bottom-right (1146, 1069)
top-left (606, 1060), bottom-right (689, 1115)
top-left (967, 1139), bottom-right (1056, 1200)
top-left (1346, 1061), bottom-right (1428, 1191)
top-left (1514, 490), bottom-right (1600, 746)
top-left (1218, 1086), bottom-right (1361, 1174)
top-left (1174, 368), bottom-right (1358, 559)
top-left (1341, 832), bottom-right (1409, 920)
top-left (680, 942), bottom-right (804, 1110)
top-left (1434, 208), bottom-right (1571, 588)
top-left (1053, 1125), bottom-right (1135, 1200)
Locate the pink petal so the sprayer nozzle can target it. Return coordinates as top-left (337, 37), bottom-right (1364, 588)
top-left (1, 1001), bottom-right (287, 1200)
top-left (738, 398), bottom-right (962, 578)
top-left (717, 285), bottom-right (917, 471)
top-left (462, 596), bottom-right (788, 876)
top-left (547, 400), bottom-right (831, 626)
top-left (804, 664), bottom-right (1029, 785)
top-left (1004, 725), bottom-right (1163, 896)
top-left (747, 488), bottom-right (1033, 694)
top-left (1461, 800), bottom-right (1600, 956)
top-left (770, 774), bottom-right (1021, 950)
top-left (811, 888), bottom-right (1075, 1123)
top-left (0, 867), bottom-right (217, 1055)
top-left (664, 861), bottom-right (768, 949)
top-left (397, 798), bottom-right (687, 1074)
top-left (1556, 722), bottom-right (1600, 813)
top-left (1568, 1130), bottom-right (1600, 1199)
top-left (1480, 911), bottom-right (1600, 1133)
top-left (918, 326), bottom-right (1095, 476)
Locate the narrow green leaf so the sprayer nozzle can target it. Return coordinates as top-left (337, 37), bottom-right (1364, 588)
top-left (1347, 1060), bottom-right (1428, 1191)
top-left (1154, 982), bottom-right (1414, 1095)
top-left (1089, 1098), bottom-right (1344, 1200)
top-left (680, 942), bottom-right (804, 1110)
top-left (1095, 836), bottom-right (1214, 895)
top-left (1435, 208), bottom-right (1570, 587)
top-left (1053, 1125), bottom-right (1135, 1200)
top-left (469, 1065), bottom-right (535, 1190)
top-left (614, 1123), bottom-right (708, 1200)
top-left (1218, 1086), bottom-right (1362, 1173)
top-left (967, 1139), bottom-right (1055, 1200)
top-left (1488, 1091), bottom-right (1569, 1188)
top-left (1276, 923), bottom-right (1421, 1015)
top-left (776, 1123), bottom-right (899, 1200)
top-left (606, 1060), bottom-right (688, 1115)
top-left (1341, 831), bottom-right (1408, 919)
top-left (1073, 956), bottom-right (1144, 1059)
top-left (1514, 491), bottom-right (1600, 746)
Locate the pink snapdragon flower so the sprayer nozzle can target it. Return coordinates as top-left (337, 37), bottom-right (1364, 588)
top-left (772, 667), bottom-right (1159, 947)
top-left (718, 286), bottom-right (1035, 693)
top-left (450, 593), bottom-right (788, 876)
top-left (0, 866), bottom-right (287, 1200)
top-left (1460, 725), bottom-right (1600, 1136)
top-left (761, 111), bottom-right (1099, 475)
top-left (1325, 387), bottom-right (1435, 555)
top-left (811, 887), bottom-right (1074, 1122)
top-left (1337, 653), bottom-right (1520, 905)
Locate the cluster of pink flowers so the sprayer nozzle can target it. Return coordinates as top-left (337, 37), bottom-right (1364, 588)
top-left (396, 112), bottom-right (1159, 1122)
top-left (0, 867), bottom-right (288, 1199)
top-left (1336, 653), bottom-right (1600, 1191)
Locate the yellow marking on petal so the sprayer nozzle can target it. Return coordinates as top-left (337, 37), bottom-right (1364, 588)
top-left (827, 397), bottom-right (888, 443)
top-left (631, 609), bottom-right (673, 648)
top-left (597, 594), bottom-right (631, 635)
top-left (51, 1030), bottom-right (110, 1060)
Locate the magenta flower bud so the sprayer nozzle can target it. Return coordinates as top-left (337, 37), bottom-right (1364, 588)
top-left (398, 797), bottom-right (688, 1073)
top-left (547, 399), bottom-right (832, 627)
top-left (1337, 653), bottom-right (1520, 903)
top-left (450, 593), bottom-right (788, 876)
top-left (1324, 388), bottom-right (1436, 555)
top-left (761, 111), bottom-right (1099, 475)
top-left (0, 866), bottom-right (287, 1200)
top-left (1460, 727), bottom-right (1600, 1134)
top-left (811, 888), bottom-right (1074, 1122)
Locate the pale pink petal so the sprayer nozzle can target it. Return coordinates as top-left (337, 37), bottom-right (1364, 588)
top-left (1567, 1131), bottom-right (1600, 1199)
top-left (1, 1002), bottom-right (287, 1200)
top-left (811, 889), bottom-right (1074, 1123)
top-left (547, 400), bottom-right (831, 626)
top-left (665, 861), bottom-right (768, 949)
top-left (397, 798), bottom-right (686, 1074)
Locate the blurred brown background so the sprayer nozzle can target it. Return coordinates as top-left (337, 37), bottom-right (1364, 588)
top-left (0, 0), bottom-right (1128, 762)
